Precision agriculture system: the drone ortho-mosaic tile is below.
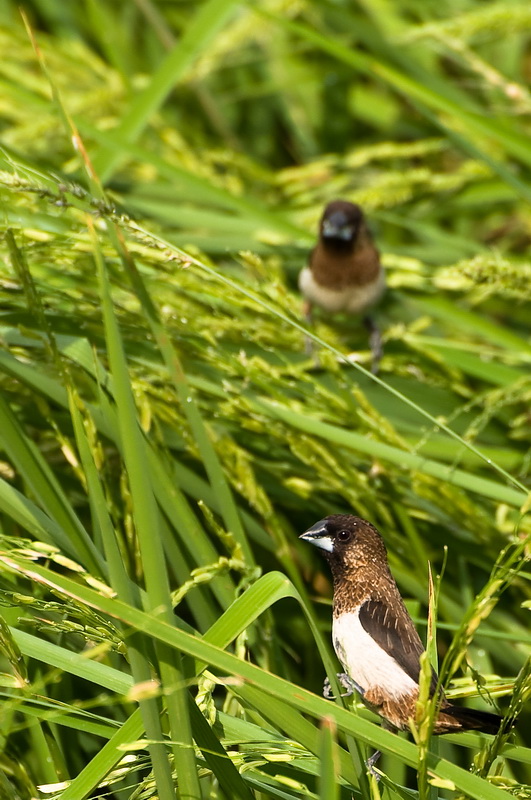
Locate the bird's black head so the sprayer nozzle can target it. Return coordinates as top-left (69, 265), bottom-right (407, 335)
top-left (300, 514), bottom-right (388, 578)
top-left (319, 201), bottom-right (363, 250)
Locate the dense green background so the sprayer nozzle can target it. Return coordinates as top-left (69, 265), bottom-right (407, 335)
top-left (0, 1), bottom-right (530, 799)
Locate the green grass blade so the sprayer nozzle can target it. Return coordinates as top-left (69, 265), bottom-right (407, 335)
top-left (67, 387), bottom-right (137, 604)
top-left (263, 10), bottom-right (531, 199)
top-left (2, 556), bottom-right (512, 800)
top-left (251, 397), bottom-right (527, 508)
top-left (107, 225), bottom-right (254, 565)
top-left (128, 222), bottom-right (528, 497)
top-left (91, 221), bottom-right (199, 798)
top-left (91, 0), bottom-right (240, 181)
top-left (319, 716), bottom-right (340, 800)
top-left (0, 476), bottom-right (76, 554)
top-left (79, 118), bottom-right (305, 238)
top-left (187, 699), bottom-right (255, 800)
top-left (0, 393), bottom-right (104, 574)
top-left (59, 710), bottom-right (144, 800)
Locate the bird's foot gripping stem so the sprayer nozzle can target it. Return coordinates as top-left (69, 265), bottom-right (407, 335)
top-left (362, 314), bottom-right (383, 374)
top-left (323, 673), bottom-right (365, 699)
top-left (365, 749), bottom-right (382, 780)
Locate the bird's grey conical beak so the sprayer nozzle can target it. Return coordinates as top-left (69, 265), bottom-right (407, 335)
top-left (300, 519), bottom-right (334, 552)
top-left (322, 212), bottom-right (355, 241)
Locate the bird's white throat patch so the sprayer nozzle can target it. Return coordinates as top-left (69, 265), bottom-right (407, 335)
top-left (332, 609), bottom-right (418, 699)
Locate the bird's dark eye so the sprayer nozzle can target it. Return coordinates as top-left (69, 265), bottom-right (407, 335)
top-left (336, 529), bottom-right (352, 543)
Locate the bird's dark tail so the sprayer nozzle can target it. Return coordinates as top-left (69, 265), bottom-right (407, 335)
top-left (442, 705), bottom-right (502, 735)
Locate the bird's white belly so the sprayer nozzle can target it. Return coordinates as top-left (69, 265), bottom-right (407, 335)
top-left (299, 267), bottom-right (385, 314)
top-left (332, 610), bottom-right (417, 700)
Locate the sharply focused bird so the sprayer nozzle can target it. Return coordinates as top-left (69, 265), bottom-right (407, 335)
top-left (300, 514), bottom-right (502, 742)
top-left (299, 201), bottom-right (385, 372)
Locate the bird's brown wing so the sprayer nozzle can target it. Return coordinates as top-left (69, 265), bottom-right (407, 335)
top-left (359, 598), bottom-right (439, 695)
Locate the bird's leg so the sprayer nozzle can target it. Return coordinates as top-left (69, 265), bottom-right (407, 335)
top-left (322, 674), bottom-right (383, 779)
top-left (323, 673), bottom-right (365, 699)
top-left (365, 719), bottom-right (395, 780)
top-left (302, 300), bottom-right (314, 356)
top-left (362, 314), bottom-right (383, 374)
top-left (365, 749), bottom-right (382, 779)
top-left (322, 674), bottom-right (382, 780)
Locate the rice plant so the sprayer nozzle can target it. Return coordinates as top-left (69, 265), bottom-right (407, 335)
top-left (0, 2), bottom-right (530, 799)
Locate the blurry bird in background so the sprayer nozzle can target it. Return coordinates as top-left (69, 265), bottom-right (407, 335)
top-left (299, 200), bottom-right (385, 372)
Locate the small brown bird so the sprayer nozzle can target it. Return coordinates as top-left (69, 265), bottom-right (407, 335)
top-left (299, 201), bottom-right (385, 371)
top-left (300, 514), bottom-right (502, 739)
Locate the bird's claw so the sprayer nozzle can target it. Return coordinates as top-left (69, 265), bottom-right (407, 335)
top-left (304, 334), bottom-right (315, 357)
top-left (363, 315), bottom-right (383, 374)
top-left (365, 749), bottom-right (382, 780)
top-left (323, 673), bottom-right (364, 699)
